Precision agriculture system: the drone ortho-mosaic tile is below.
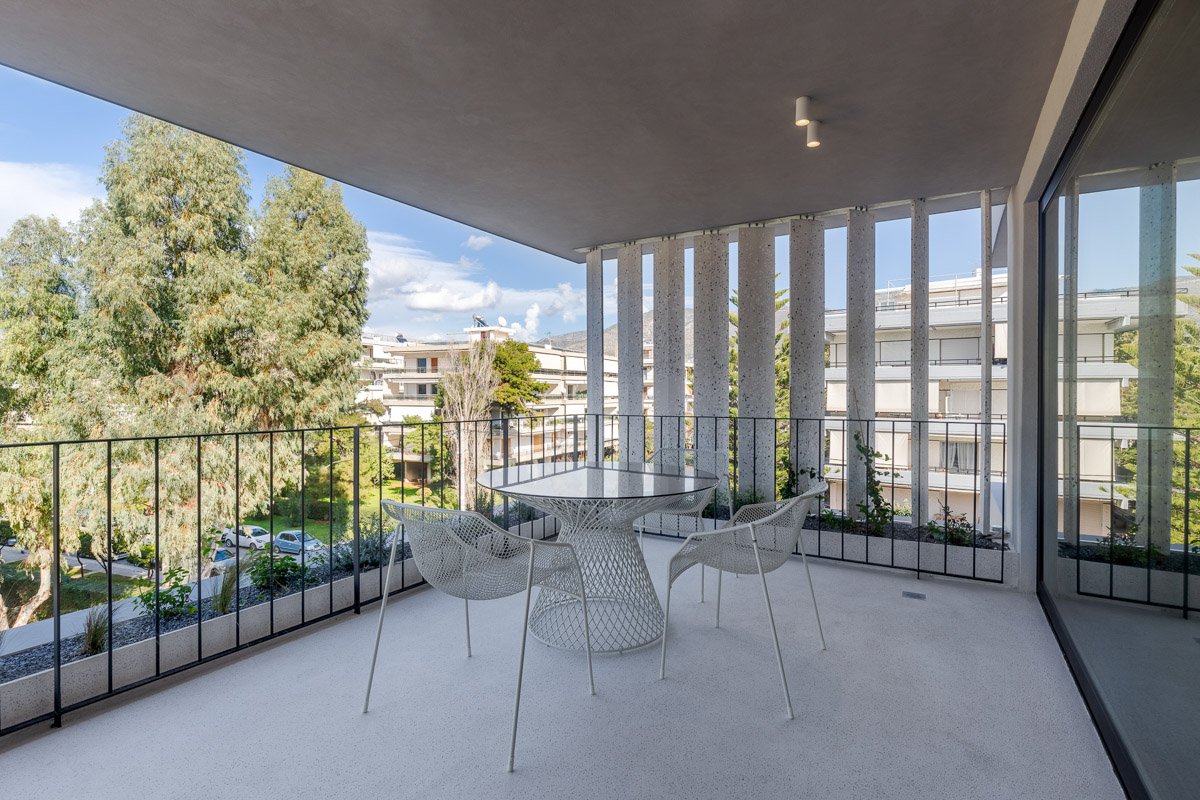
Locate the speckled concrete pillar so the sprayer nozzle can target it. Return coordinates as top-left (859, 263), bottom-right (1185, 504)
top-left (585, 249), bottom-right (604, 462)
top-left (617, 243), bottom-right (645, 462)
top-left (979, 189), bottom-right (994, 536)
top-left (846, 207), bottom-right (876, 519)
top-left (910, 200), bottom-right (930, 525)
top-left (789, 217), bottom-right (824, 490)
top-left (1062, 185), bottom-right (1080, 544)
top-left (653, 239), bottom-right (686, 459)
top-left (736, 225), bottom-right (776, 500)
top-left (693, 232), bottom-right (730, 498)
top-left (1137, 163), bottom-right (1176, 551)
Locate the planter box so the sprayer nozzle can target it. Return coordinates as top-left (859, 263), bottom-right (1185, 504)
top-left (0, 557), bottom-right (425, 730)
top-left (1065, 556), bottom-right (1199, 608)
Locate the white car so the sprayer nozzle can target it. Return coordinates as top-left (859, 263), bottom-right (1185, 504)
top-left (220, 524), bottom-right (271, 550)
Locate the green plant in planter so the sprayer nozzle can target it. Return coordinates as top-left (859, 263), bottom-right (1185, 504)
top-left (1101, 523), bottom-right (1160, 567)
top-left (132, 566), bottom-right (196, 619)
top-left (211, 564), bottom-right (241, 616)
top-left (819, 507), bottom-right (854, 531)
top-left (931, 502), bottom-right (976, 547)
top-left (247, 553), bottom-right (313, 593)
top-left (81, 606), bottom-right (109, 656)
top-left (852, 431), bottom-right (898, 536)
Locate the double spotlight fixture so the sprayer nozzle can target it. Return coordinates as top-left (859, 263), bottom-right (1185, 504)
top-left (794, 96), bottom-right (821, 148)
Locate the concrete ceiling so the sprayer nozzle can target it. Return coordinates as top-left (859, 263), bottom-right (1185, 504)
top-left (0, 0), bottom-right (1077, 262)
top-left (1073, 0), bottom-right (1200, 183)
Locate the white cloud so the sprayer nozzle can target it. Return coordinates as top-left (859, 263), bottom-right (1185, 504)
top-left (0, 161), bottom-right (97, 237)
top-left (463, 234), bottom-right (494, 251)
top-left (365, 231), bottom-right (586, 340)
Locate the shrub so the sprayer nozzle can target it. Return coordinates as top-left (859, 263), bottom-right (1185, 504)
top-left (931, 503), bottom-right (976, 547)
top-left (126, 542), bottom-right (157, 571)
top-left (247, 553), bottom-right (310, 593)
top-left (82, 606), bottom-right (109, 656)
top-left (132, 566), bottom-right (196, 618)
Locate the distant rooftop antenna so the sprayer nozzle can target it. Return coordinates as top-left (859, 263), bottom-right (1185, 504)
top-left (472, 314), bottom-right (488, 327)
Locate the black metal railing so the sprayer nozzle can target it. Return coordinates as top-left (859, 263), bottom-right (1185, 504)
top-left (1060, 423), bottom-right (1198, 617)
top-left (0, 411), bottom-right (1007, 736)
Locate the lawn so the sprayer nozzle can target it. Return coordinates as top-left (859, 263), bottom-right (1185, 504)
top-left (240, 480), bottom-right (457, 544)
top-left (1, 562), bottom-right (143, 623)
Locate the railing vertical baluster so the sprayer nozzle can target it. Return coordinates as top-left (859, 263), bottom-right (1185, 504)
top-left (890, 421), bottom-right (896, 566)
top-left (106, 440), bottom-right (114, 692)
top-left (971, 422), bottom-right (979, 579)
top-left (196, 435), bottom-right (203, 657)
top-left (352, 426), bottom-right (361, 614)
top-left (51, 443), bottom-right (62, 728)
top-left (300, 430), bottom-right (307, 624)
top-left (328, 429), bottom-right (334, 610)
top-left (399, 422), bottom-right (406, 587)
top-left (269, 432), bottom-right (276, 634)
top-left (234, 434), bottom-right (241, 646)
top-left (154, 438), bottom-right (161, 676)
top-left (378, 425), bottom-right (384, 596)
top-left (1183, 430), bottom-right (1191, 619)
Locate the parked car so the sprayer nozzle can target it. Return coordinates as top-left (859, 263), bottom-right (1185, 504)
top-left (211, 548), bottom-right (239, 573)
top-left (272, 530), bottom-right (324, 557)
top-left (220, 524), bottom-right (271, 550)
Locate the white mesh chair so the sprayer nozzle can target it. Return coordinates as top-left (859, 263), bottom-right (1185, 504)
top-left (641, 448), bottom-right (725, 600)
top-left (659, 482), bottom-right (828, 720)
top-left (363, 501), bottom-right (595, 773)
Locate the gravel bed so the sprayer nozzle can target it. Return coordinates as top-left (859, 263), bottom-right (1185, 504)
top-left (0, 544), bottom-right (415, 684)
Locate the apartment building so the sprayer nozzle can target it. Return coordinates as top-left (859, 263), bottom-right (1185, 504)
top-left (825, 269), bottom-right (1142, 537)
top-left (357, 323), bottom-right (619, 479)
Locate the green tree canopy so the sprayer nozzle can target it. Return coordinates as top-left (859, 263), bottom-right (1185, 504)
top-left (0, 115), bottom-right (371, 624)
top-left (492, 339), bottom-right (550, 416)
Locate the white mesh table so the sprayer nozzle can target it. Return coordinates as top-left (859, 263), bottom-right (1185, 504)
top-left (479, 461), bottom-right (717, 653)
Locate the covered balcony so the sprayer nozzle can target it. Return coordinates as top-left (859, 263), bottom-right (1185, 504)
top-left (1, 1), bottom-right (1196, 798)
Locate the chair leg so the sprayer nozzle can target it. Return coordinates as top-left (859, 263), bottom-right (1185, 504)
top-left (580, 589), bottom-right (596, 695)
top-left (700, 565), bottom-right (705, 603)
top-left (363, 529), bottom-right (401, 714)
top-left (464, 597), bottom-right (472, 658)
top-left (659, 580), bottom-right (673, 680)
top-left (796, 527), bottom-right (827, 651)
top-left (751, 535), bottom-right (794, 721)
top-left (715, 568), bottom-right (723, 628)
top-left (508, 549), bottom-right (536, 773)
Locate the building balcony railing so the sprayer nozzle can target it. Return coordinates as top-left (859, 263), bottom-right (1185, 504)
top-left (0, 409), bottom-right (1068, 742)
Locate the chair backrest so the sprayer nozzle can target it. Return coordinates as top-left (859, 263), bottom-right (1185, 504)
top-left (381, 500), bottom-right (532, 601)
top-left (729, 481), bottom-right (828, 572)
top-left (647, 448), bottom-right (724, 515)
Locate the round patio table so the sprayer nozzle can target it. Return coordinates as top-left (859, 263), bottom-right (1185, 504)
top-left (478, 461), bottom-right (717, 653)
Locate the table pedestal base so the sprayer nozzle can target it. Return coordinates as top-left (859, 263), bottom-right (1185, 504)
top-left (529, 524), bottom-right (663, 652)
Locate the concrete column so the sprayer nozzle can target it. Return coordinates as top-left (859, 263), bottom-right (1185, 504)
top-left (910, 200), bottom-right (930, 526)
top-left (979, 190), bottom-right (994, 536)
top-left (736, 225), bottom-right (776, 500)
top-left (1063, 183), bottom-right (1080, 544)
top-left (653, 238), bottom-right (686, 459)
top-left (693, 232), bottom-right (731, 501)
top-left (617, 243), bottom-right (645, 462)
top-left (846, 207), bottom-right (876, 519)
top-left (789, 216), bottom-right (825, 491)
top-left (1137, 162), bottom-right (1176, 551)
top-left (585, 249), bottom-right (604, 462)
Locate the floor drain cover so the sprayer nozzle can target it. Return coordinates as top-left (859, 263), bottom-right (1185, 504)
top-left (902, 591), bottom-right (926, 600)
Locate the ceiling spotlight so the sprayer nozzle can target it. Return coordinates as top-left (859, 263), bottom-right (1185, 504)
top-left (794, 96), bottom-right (812, 127)
top-left (806, 120), bottom-right (821, 148)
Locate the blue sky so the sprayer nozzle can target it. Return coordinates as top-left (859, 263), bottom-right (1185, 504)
top-left (3, 66), bottom-right (1197, 340)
